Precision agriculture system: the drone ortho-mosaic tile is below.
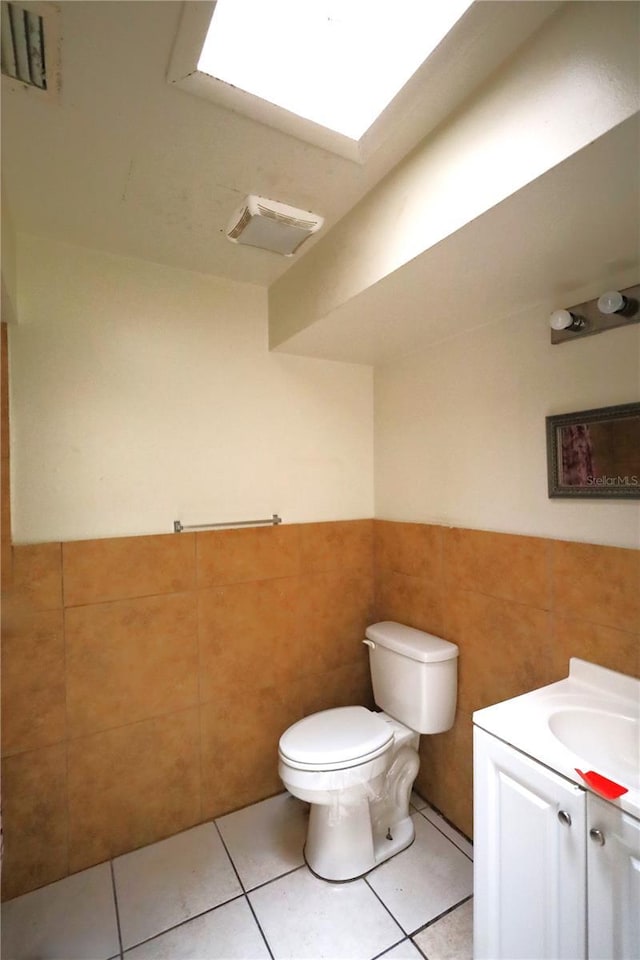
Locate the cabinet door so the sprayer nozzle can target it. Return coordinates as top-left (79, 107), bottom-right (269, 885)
top-left (587, 794), bottom-right (640, 959)
top-left (474, 726), bottom-right (587, 960)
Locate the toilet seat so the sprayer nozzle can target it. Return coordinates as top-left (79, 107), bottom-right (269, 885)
top-left (279, 706), bottom-right (393, 772)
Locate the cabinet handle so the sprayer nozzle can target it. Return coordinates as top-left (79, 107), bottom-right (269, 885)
top-left (557, 810), bottom-right (572, 827)
top-left (589, 828), bottom-right (605, 846)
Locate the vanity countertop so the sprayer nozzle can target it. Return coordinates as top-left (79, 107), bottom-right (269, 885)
top-left (473, 658), bottom-right (640, 819)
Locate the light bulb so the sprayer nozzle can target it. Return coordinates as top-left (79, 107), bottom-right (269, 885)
top-left (597, 290), bottom-right (626, 315)
top-left (549, 309), bottom-right (575, 331)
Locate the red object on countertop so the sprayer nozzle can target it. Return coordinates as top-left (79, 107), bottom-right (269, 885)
top-left (575, 768), bottom-right (628, 799)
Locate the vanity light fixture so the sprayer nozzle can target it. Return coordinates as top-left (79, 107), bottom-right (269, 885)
top-left (548, 309), bottom-right (585, 332)
top-left (549, 283), bottom-right (640, 345)
top-left (597, 289), bottom-right (634, 316)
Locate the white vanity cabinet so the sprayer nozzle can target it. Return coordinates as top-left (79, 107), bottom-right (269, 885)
top-left (587, 793), bottom-right (640, 960)
top-left (474, 726), bottom-right (640, 960)
top-left (473, 726), bottom-right (586, 960)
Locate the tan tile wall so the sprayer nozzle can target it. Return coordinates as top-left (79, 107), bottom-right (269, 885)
top-left (1, 520), bottom-right (374, 900)
top-left (374, 520), bottom-right (640, 838)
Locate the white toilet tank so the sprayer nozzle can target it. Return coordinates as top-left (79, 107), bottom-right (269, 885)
top-left (364, 621), bottom-right (459, 734)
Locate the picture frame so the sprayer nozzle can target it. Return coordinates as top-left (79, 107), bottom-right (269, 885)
top-left (546, 402), bottom-right (640, 499)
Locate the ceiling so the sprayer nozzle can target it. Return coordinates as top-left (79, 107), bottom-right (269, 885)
top-left (1, 0), bottom-right (563, 287)
top-left (274, 114), bottom-right (640, 365)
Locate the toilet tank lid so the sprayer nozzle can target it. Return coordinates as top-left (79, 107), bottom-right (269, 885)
top-left (365, 621), bottom-right (458, 663)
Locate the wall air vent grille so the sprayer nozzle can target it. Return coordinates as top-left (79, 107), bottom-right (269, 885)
top-left (1, 1), bottom-right (46, 89)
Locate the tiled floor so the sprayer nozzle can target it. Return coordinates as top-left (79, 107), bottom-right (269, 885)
top-left (1, 791), bottom-right (473, 960)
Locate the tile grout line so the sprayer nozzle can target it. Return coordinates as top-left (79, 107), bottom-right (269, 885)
top-left (242, 892), bottom-right (275, 960)
top-left (369, 935), bottom-right (413, 960)
top-left (362, 812), bottom-right (473, 944)
top-left (408, 937), bottom-right (430, 960)
top-left (419, 799), bottom-right (472, 844)
top-left (111, 812), bottom-right (253, 956)
top-left (416, 808), bottom-right (474, 862)
top-left (60, 537), bottom-right (70, 886)
top-left (410, 892), bottom-right (474, 938)
top-left (115, 892), bottom-right (247, 955)
top-left (414, 797), bottom-right (473, 849)
top-left (363, 874), bottom-right (410, 938)
top-left (111, 819), bottom-right (254, 954)
top-left (62, 596), bottom-right (71, 884)
top-left (213, 819), bottom-right (275, 960)
top-left (243, 862), bottom-right (306, 895)
top-left (212, 819), bottom-right (248, 895)
top-left (109, 860), bottom-right (124, 959)
top-left (52, 702), bottom-right (202, 749)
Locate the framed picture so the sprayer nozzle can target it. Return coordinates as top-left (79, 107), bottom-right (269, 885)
top-left (546, 402), bottom-right (640, 498)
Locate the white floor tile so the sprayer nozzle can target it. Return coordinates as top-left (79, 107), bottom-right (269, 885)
top-left (1, 863), bottom-right (119, 960)
top-left (113, 822), bottom-right (242, 949)
top-left (413, 898), bottom-right (473, 960)
top-left (216, 792), bottom-right (308, 889)
top-left (378, 939), bottom-right (424, 959)
top-left (2, 793), bottom-right (475, 960)
top-left (366, 814), bottom-right (473, 935)
top-left (123, 897), bottom-right (270, 959)
top-left (249, 866), bottom-right (404, 960)
top-left (418, 805), bottom-right (473, 860)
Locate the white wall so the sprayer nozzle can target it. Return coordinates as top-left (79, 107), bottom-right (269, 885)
top-left (375, 301), bottom-right (640, 550)
top-left (10, 235), bottom-right (373, 543)
top-left (10, 236), bottom-right (640, 549)
top-left (270, 1), bottom-right (640, 347)
top-left (1, 188), bottom-right (17, 325)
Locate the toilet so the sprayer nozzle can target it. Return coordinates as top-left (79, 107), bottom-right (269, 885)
top-left (278, 620), bottom-right (459, 881)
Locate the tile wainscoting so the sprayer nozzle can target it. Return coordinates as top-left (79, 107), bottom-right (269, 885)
top-left (1, 521), bottom-right (375, 900)
top-left (375, 521), bottom-right (640, 836)
top-left (1, 516), bottom-right (638, 899)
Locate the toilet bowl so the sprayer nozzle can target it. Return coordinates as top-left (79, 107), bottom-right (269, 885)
top-left (279, 705), bottom-right (393, 805)
top-left (279, 705), bottom-right (420, 880)
top-left (278, 622), bottom-right (459, 881)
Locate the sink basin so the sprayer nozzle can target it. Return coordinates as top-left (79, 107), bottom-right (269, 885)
top-left (474, 658), bottom-right (640, 819)
top-left (548, 707), bottom-right (640, 787)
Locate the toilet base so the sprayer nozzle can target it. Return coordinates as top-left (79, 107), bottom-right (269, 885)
top-left (373, 814), bottom-right (415, 867)
top-left (304, 803), bottom-right (416, 882)
top-left (305, 797), bottom-right (374, 881)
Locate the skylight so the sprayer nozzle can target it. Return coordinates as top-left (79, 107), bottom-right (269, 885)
top-left (197, 0), bottom-right (475, 141)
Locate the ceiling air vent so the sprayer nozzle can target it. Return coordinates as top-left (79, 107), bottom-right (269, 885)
top-left (226, 195), bottom-right (324, 256)
top-left (1, 0), bottom-right (59, 97)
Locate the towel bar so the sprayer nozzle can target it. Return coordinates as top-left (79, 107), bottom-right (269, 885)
top-left (173, 514), bottom-right (282, 533)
